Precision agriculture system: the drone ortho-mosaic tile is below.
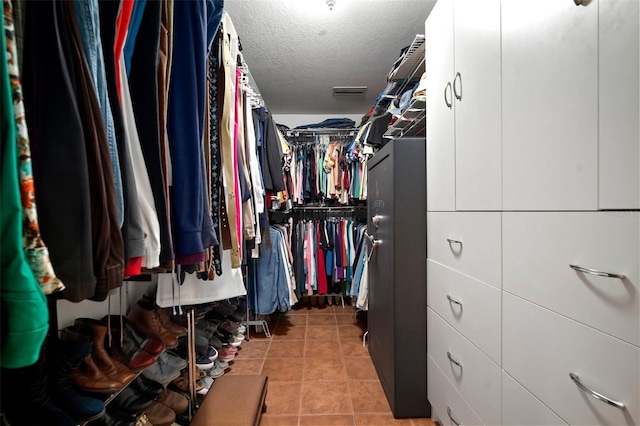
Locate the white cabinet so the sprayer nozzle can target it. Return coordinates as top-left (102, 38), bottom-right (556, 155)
top-left (502, 0), bottom-right (598, 210)
top-left (428, 308), bottom-right (501, 425)
top-left (503, 212), bottom-right (639, 346)
top-left (502, 372), bottom-right (568, 426)
top-left (427, 212), bottom-right (502, 289)
top-left (425, 1), bottom-right (640, 424)
top-left (426, 0), bottom-right (455, 212)
top-left (599, 0), bottom-right (640, 210)
top-left (427, 356), bottom-right (484, 426)
top-left (503, 293), bottom-right (640, 425)
top-left (425, 0), bottom-right (501, 212)
top-left (453, 0), bottom-right (501, 211)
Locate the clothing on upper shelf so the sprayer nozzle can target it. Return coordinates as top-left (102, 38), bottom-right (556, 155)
top-left (295, 117), bottom-right (356, 129)
top-left (287, 135), bottom-right (370, 205)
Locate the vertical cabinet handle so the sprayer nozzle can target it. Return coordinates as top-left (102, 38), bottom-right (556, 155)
top-left (569, 373), bottom-right (625, 409)
top-left (447, 351), bottom-right (463, 368)
top-left (447, 407), bottom-right (461, 426)
top-left (453, 72), bottom-right (462, 100)
top-left (444, 82), bottom-right (453, 109)
top-left (447, 294), bottom-right (463, 307)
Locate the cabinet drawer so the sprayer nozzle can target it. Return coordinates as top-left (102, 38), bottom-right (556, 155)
top-left (427, 260), bottom-right (501, 364)
top-left (503, 212), bottom-right (639, 346)
top-left (428, 355), bottom-right (484, 426)
top-left (427, 308), bottom-right (501, 425)
top-left (427, 212), bottom-right (501, 289)
top-left (503, 293), bottom-right (640, 425)
top-left (502, 371), bottom-right (567, 426)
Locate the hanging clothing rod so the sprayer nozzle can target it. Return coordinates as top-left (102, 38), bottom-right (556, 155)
top-left (286, 128), bottom-right (357, 137)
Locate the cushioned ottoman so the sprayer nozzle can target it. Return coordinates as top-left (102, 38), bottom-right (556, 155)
top-left (191, 375), bottom-right (268, 426)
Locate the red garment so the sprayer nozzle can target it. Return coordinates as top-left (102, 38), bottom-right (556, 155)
top-left (124, 256), bottom-right (142, 277)
top-left (114, 0), bottom-right (134, 101)
top-left (316, 225), bottom-right (328, 294)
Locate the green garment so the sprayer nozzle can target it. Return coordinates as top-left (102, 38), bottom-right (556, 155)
top-left (0, 14), bottom-right (49, 369)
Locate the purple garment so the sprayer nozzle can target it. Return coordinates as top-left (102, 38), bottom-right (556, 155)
top-left (176, 252), bottom-right (205, 265)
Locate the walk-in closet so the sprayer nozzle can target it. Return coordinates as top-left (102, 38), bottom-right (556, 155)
top-left (1, 0), bottom-right (638, 425)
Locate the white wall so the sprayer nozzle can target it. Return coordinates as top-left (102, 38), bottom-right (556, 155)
top-left (273, 114), bottom-right (362, 129)
top-left (56, 278), bottom-right (157, 330)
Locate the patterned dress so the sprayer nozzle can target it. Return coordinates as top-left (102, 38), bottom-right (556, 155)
top-left (4, 0), bottom-right (64, 295)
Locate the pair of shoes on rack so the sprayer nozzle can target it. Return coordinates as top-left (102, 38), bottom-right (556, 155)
top-left (156, 387), bottom-right (189, 414)
top-left (142, 352), bottom-right (184, 385)
top-left (171, 371), bottom-right (206, 393)
top-left (217, 345), bottom-right (238, 362)
top-left (101, 315), bottom-right (165, 371)
top-left (59, 319), bottom-right (136, 394)
top-left (127, 297), bottom-right (187, 350)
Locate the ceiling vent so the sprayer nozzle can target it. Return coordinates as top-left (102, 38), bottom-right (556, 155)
top-left (333, 86), bottom-right (367, 96)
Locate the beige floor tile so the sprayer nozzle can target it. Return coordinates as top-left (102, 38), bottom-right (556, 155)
top-left (267, 339), bottom-right (306, 358)
top-left (307, 314), bottom-right (337, 326)
top-left (264, 382), bottom-right (302, 415)
top-left (355, 414), bottom-right (413, 425)
top-left (262, 358), bottom-right (304, 381)
top-left (307, 304), bottom-right (337, 315)
top-left (300, 414), bottom-right (356, 425)
top-left (335, 313), bottom-right (362, 326)
top-left (225, 359), bottom-right (264, 376)
top-left (349, 380), bottom-right (392, 414)
top-left (338, 324), bottom-right (367, 341)
top-left (344, 357), bottom-right (378, 381)
top-left (237, 340), bottom-right (271, 359)
top-left (307, 325), bottom-right (339, 340)
top-left (340, 339), bottom-right (370, 358)
top-left (259, 415), bottom-right (299, 425)
top-left (278, 314), bottom-right (309, 326)
top-left (300, 381), bottom-right (353, 415)
top-left (303, 357), bottom-right (348, 381)
top-left (305, 338), bottom-right (341, 358)
top-left (273, 323), bottom-right (307, 340)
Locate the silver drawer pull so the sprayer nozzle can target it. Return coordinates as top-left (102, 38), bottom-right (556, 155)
top-left (569, 264), bottom-right (625, 279)
top-left (570, 373), bottom-right (625, 409)
top-left (447, 294), bottom-right (462, 307)
top-left (447, 238), bottom-right (462, 246)
top-left (447, 351), bottom-right (462, 367)
top-left (447, 407), bottom-right (461, 426)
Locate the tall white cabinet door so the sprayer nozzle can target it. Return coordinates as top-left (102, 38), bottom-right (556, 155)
top-left (502, 0), bottom-right (598, 210)
top-left (426, 0), bottom-right (455, 212)
top-left (599, 0), bottom-right (640, 210)
top-left (453, 0), bottom-right (501, 211)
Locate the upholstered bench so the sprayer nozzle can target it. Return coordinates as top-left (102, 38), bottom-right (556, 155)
top-left (190, 375), bottom-right (268, 426)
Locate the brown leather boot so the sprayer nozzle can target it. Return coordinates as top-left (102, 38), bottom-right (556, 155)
top-left (157, 308), bottom-right (187, 337)
top-left (74, 318), bottom-right (136, 385)
top-left (71, 353), bottom-right (122, 394)
top-left (60, 326), bottom-right (123, 394)
top-left (140, 295), bottom-right (187, 337)
top-left (127, 302), bottom-right (179, 349)
top-left (156, 387), bottom-right (189, 413)
top-left (144, 402), bottom-right (175, 426)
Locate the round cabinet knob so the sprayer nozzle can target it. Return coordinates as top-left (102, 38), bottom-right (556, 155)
top-left (371, 215), bottom-right (381, 228)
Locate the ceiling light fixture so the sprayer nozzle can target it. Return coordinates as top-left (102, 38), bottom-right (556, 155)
top-left (326, 0), bottom-right (336, 11)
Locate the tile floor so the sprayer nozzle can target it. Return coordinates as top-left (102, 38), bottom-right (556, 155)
top-left (224, 303), bottom-right (436, 426)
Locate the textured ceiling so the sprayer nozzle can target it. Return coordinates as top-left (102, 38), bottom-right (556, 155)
top-left (224, 0), bottom-right (436, 115)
